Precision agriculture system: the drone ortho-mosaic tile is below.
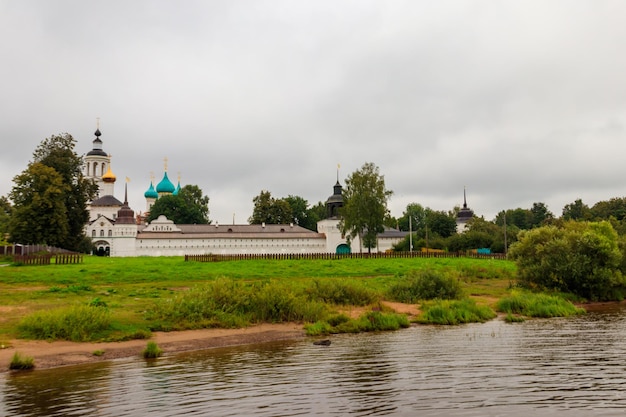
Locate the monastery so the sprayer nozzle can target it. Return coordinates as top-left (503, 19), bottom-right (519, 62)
top-left (83, 128), bottom-right (408, 257)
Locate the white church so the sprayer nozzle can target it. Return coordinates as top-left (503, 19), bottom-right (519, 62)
top-left (84, 128), bottom-right (408, 257)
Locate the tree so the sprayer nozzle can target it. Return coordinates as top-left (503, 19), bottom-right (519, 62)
top-left (590, 197), bottom-right (626, 221)
top-left (0, 196), bottom-right (11, 244)
top-left (562, 199), bottom-right (591, 221)
top-left (427, 210), bottom-right (457, 238)
top-left (339, 162), bottom-right (393, 253)
top-left (9, 163), bottom-right (71, 247)
top-left (397, 203), bottom-right (427, 233)
top-left (147, 184), bottom-right (210, 224)
top-left (306, 201), bottom-right (327, 230)
top-left (283, 195), bottom-right (309, 227)
top-left (249, 190), bottom-right (292, 224)
top-left (530, 202), bottom-right (553, 226)
top-left (509, 221), bottom-right (626, 301)
top-left (9, 134), bottom-right (97, 250)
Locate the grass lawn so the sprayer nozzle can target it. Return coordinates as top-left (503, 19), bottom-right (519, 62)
top-left (0, 255), bottom-right (517, 342)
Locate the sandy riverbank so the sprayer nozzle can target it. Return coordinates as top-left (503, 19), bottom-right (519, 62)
top-left (0, 301), bottom-right (421, 372)
top-left (0, 323), bottom-right (306, 372)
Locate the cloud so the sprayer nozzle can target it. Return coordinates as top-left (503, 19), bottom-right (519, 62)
top-left (2, 1), bottom-right (626, 225)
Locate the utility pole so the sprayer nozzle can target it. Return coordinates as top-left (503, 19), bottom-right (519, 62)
top-left (409, 215), bottom-right (413, 253)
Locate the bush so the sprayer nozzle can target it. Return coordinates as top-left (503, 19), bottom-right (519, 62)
top-left (509, 221), bottom-right (626, 301)
top-left (497, 291), bottom-right (585, 318)
top-left (9, 352), bottom-right (34, 370)
top-left (142, 341), bottom-right (162, 359)
top-left (387, 269), bottom-right (463, 303)
top-left (305, 311), bottom-right (409, 336)
top-left (417, 299), bottom-right (496, 325)
top-left (18, 305), bottom-right (111, 342)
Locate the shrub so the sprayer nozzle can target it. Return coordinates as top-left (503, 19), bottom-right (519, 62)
top-left (387, 269), bottom-right (463, 303)
top-left (88, 297), bottom-right (107, 307)
top-left (417, 299), bottom-right (496, 325)
top-left (142, 341), bottom-right (162, 359)
top-left (18, 305), bottom-right (111, 342)
top-left (9, 352), bottom-right (34, 370)
top-left (305, 311), bottom-right (409, 336)
top-left (504, 313), bottom-right (525, 323)
top-left (509, 221), bottom-right (626, 301)
top-left (496, 291), bottom-right (585, 318)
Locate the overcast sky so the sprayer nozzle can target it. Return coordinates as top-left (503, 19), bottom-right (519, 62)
top-left (2, 1), bottom-right (626, 225)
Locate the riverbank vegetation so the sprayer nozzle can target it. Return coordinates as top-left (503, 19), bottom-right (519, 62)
top-left (0, 255), bottom-right (586, 344)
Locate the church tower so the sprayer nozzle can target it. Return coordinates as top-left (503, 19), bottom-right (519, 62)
top-left (316, 166), bottom-right (352, 254)
top-left (84, 124), bottom-right (111, 199)
top-left (456, 187), bottom-right (474, 232)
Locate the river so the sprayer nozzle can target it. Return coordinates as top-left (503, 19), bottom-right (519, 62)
top-left (2, 305), bottom-right (626, 416)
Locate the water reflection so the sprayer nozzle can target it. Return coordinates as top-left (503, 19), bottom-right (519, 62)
top-left (1, 361), bottom-right (112, 417)
top-left (2, 307), bottom-right (626, 416)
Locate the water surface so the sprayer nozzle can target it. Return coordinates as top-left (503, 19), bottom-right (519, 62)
top-left (2, 307), bottom-right (626, 416)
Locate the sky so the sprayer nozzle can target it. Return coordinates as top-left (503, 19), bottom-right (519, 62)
top-left (2, 1), bottom-right (626, 225)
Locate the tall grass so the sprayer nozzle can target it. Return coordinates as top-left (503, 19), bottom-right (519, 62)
top-left (305, 311), bottom-right (410, 336)
top-left (306, 279), bottom-right (379, 305)
top-left (142, 341), bottom-right (163, 359)
top-left (496, 291), bottom-right (585, 318)
top-left (387, 269), bottom-right (464, 303)
top-left (148, 279), bottom-right (329, 330)
top-left (9, 352), bottom-right (35, 370)
top-left (18, 305), bottom-right (111, 342)
top-left (417, 299), bottom-right (496, 325)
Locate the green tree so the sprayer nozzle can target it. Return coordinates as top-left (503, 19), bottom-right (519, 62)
top-left (32, 134), bottom-right (98, 250)
top-left (0, 196), bottom-right (11, 244)
top-left (562, 199), bottom-right (591, 221)
top-left (9, 163), bottom-right (71, 247)
top-left (496, 208), bottom-right (533, 230)
top-left (530, 202), bottom-right (553, 226)
top-left (249, 190), bottom-right (292, 224)
top-left (283, 195), bottom-right (311, 228)
top-left (397, 203), bottom-right (427, 233)
top-left (339, 162), bottom-right (393, 253)
top-left (509, 221), bottom-right (626, 301)
top-left (590, 197), bottom-right (626, 221)
top-left (427, 210), bottom-right (457, 238)
top-left (306, 201), bottom-right (326, 230)
top-left (147, 184), bottom-right (210, 224)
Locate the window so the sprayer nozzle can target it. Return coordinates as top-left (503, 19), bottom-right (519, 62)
top-left (92, 230), bottom-right (95, 237)
top-left (108, 230), bottom-right (112, 237)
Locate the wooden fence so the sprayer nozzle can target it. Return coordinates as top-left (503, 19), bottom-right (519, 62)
top-left (185, 251), bottom-right (507, 262)
top-left (11, 253), bottom-right (83, 266)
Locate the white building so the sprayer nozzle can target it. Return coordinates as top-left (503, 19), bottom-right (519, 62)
top-left (84, 128), bottom-right (407, 256)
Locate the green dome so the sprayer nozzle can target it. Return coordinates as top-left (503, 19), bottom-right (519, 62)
top-left (156, 172), bottom-right (176, 194)
top-left (144, 181), bottom-right (158, 199)
top-left (172, 181), bottom-right (181, 196)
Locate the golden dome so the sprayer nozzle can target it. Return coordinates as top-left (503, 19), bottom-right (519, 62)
top-left (102, 165), bottom-right (116, 183)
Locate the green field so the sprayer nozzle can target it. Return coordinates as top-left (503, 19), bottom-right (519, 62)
top-left (0, 255), bottom-right (518, 342)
